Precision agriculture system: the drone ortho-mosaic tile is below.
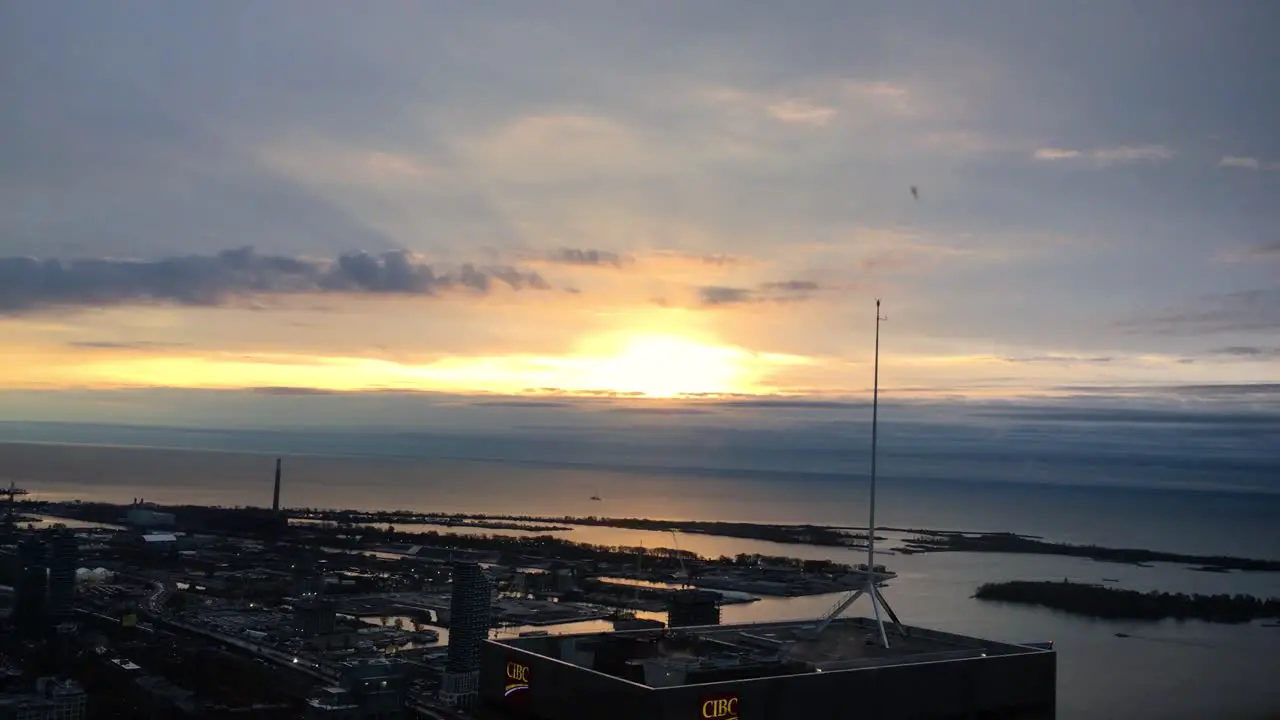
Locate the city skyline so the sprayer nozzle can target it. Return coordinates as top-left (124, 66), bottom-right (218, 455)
top-left (3, 2), bottom-right (1277, 410)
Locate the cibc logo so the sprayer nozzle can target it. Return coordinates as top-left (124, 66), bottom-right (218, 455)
top-left (504, 661), bottom-right (530, 697)
top-left (701, 694), bottom-right (739, 720)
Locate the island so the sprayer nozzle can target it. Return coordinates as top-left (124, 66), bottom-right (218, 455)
top-left (902, 531), bottom-right (1280, 573)
top-left (974, 580), bottom-right (1280, 624)
top-left (287, 509), bottom-right (884, 548)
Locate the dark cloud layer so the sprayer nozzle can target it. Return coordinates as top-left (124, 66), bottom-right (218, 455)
top-left (1211, 346), bottom-right (1280, 359)
top-left (1120, 288), bottom-right (1280, 336)
top-left (0, 247), bottom-right (549, 314)
top-left (1000, 355), bottom-right (1113, 364)
top-left (699, 280), bottom-right (822, 307)
top-left (1053, 382), bottom-right (1280, 400)
top-left (250, 387), bottom-right (343, 396)
top-left (699, 286), bottom-right (754, 306)
top-left (543, 248), bottom-right (628, 268)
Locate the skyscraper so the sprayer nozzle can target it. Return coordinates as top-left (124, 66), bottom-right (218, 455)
top-left (272, 457), bottom-right (282, 513)
top-left (13, 536), bottom-right (47, 635)
top-left (46, 528), bottom-right (78, 623)
top-left (440, 560), bottom-right (491, 709)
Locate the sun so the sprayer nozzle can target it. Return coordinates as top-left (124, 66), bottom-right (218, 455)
top-left (575, 334), bottom-right (758, 398)
top-left (52, 330), bottom-right (803, 399)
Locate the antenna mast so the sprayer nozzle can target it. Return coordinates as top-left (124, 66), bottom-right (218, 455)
top-left (866, 299), bottom-right (889, 647)
top-left (809, 299), bottom-right (907, 647)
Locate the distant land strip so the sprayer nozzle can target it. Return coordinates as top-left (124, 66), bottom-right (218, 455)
top-left (39, 499), bottom-right (1280, 574)
top-left (288, 510), bottom-right (1280, 572)
top-left (289, 509), bottom-right (882, 548)
top-left (898, 532), bottom-right (1280, 572)
top-left (975, 580), bottom-right (1280, 624)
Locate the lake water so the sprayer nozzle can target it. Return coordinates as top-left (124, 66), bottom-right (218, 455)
top-left (1, 436), bottom-right (1279, 718)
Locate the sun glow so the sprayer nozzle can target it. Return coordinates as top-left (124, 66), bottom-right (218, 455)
top-left (573, 333), bottom-right (761, 397)
top-left (22, 332), bottom-right (805, 398)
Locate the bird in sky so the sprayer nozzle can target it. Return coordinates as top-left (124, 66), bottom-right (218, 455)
top-left (910, 186), bottom-right (919, 200)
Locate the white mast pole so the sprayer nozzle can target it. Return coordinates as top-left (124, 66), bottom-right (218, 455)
top-left (868, 299), bottom-right (889, 648)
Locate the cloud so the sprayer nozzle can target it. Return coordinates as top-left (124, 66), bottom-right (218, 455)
top-left (698, 280), bottom-right (822, 307)
top-left (603, 406), bottom-right (713, 415)
top-left (1120, 288), bottom-right (1280, 336)
top-left (759, 280), bottom-right (820, 293)
top-left (250, 386), bottom-right (343, 396)
top-left (540, 248), bottom-right (628, 268)
top-left (999, 354), bottom-right (1114, 364)
top-left (259, 140), bottom-right (437, 189)
top-left (1217, 242), bottom-right (1280, 263)
top-left (1209, 346), bottom-right (1280, 359)
top-left (1032, 144), bottom-right (1174, 166)
top-left (1032, 148), bottom-right (1081, 160)
top-left (67, 341), bottom-right (188, 350)
top-left (974, 404), bottom-right (1280, 425)
top-left (1091, 144), bottom-right (1175, 164)
top-left (699, 286), bottom-right (754, 306)
top-left (465, 400), bottom-right (574, 409)
top-left (455, 113), bottom-right (690, 182)
top-left (766, 99), bottom-right (838, 126)
top-left (712, 399), bottom-right (860, 410)
top-left (1218, 155), bottom-right (1262, 170)
top-left (644, 251), bottom-right (756, 270)
top-left (701, 76), bottom-right (994, 155)
top-left (0, 247), bottom-right (550, 315)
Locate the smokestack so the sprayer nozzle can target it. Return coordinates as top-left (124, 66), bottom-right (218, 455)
top-left (272, 458), bottom-right (282, 513)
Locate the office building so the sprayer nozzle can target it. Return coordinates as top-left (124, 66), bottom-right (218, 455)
top-left (294, 597), bottom-right (338, 638)
top-left (306, 659), bottom-right (409, 719)
top-left (13, 537), bottom-right (47, 635)
top-left (479, 617), bottom-right (1057, 719)
top-left (125, 503), bottom-right (175, 529)
top-left (666, 590), bottom-right (721, 629)
top-left (294, 553), bottom-right (327, 598)
top-left (0, 677), bottom-right (87, 720)
top-left (45, 530), bottom-right (77, 624)
top-left (440, 561), bottom-right (492, 709)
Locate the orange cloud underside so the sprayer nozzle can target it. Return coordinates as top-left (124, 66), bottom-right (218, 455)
top-left (8, 334), bottom-right (814, 398)
top-left (5, 336), bottom-right (1240, 401)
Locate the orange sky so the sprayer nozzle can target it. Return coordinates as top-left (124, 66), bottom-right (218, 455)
top-left (3, 4), bottom-right (1278, 406)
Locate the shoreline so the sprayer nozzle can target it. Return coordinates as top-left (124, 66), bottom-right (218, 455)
top-left (39, 500), bottom-right (1280, 574)
top-left (289, 509), bottom-right (1280, 573)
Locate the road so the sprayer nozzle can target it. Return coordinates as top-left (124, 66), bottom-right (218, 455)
top-left (134, 580), bottom-right (460, 719)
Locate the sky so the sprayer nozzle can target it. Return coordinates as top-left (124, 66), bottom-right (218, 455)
top-left (2, 1), bottom-right (1278, 419)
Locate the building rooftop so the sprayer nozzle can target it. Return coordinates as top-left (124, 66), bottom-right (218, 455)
top-left (492, 617), bottom-right (1050, 688)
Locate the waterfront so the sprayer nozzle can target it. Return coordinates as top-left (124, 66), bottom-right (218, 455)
top-left (353, 548), bottom-right (1279, 719)
top-left (5, 438), bottom-right (1280, 718)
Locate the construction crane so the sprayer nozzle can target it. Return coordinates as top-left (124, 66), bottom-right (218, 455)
top-left (669, 531), bottom-right (691, 589)
top-left (634, 542), bottom-right (643, 606)
top-left (3, 481), bottom-right (30, 532)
